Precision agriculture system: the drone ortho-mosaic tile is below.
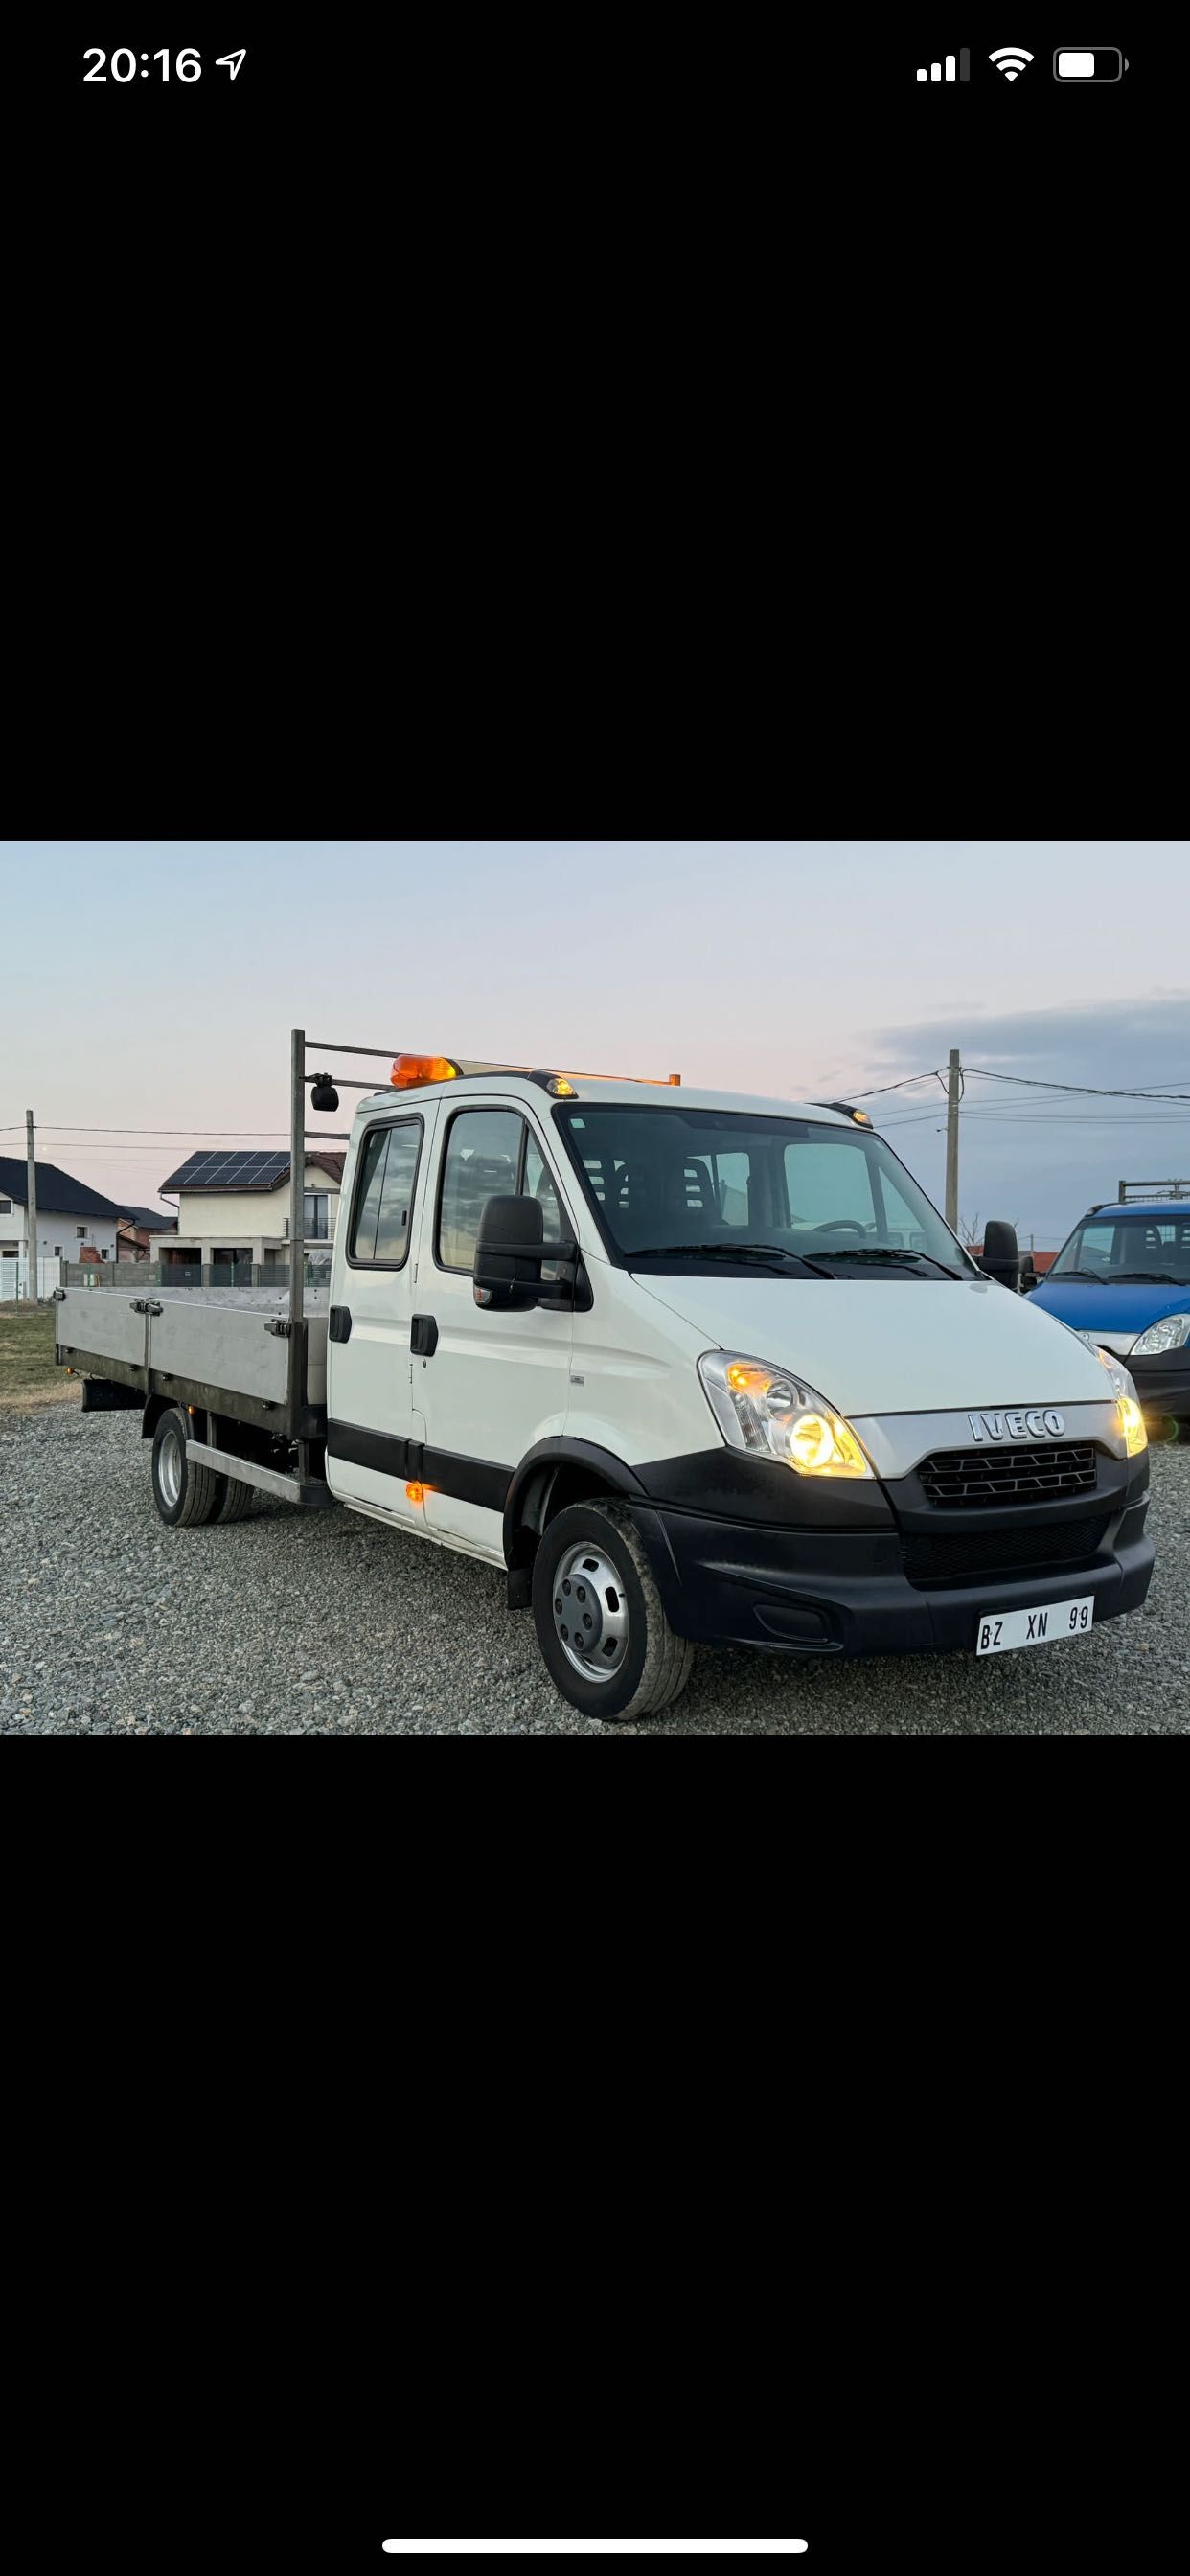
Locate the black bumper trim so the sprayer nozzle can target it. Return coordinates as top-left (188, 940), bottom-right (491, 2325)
top-left (627, 1497), bottom-right (1154, 1657)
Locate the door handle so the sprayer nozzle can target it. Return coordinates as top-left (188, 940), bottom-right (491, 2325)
top-left (329, 1305), bottom-right (353, 1343)
top-left (410, 1314), bottom-right (439, 1356)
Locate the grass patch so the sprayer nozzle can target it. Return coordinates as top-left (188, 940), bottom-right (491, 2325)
top-left (0, 1303), bottom-right (81, 1410)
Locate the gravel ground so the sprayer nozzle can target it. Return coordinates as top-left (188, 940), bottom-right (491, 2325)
top-left (2, 1404), bottom-right (1187, 1735)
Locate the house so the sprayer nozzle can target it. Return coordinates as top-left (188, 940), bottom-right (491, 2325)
top-left (117, 1207), bottom-right (179, 1263)
top-left (156, 1149), bottom-right (347, 1276)
top-left (0, 1156), bottom-right (122, 1278)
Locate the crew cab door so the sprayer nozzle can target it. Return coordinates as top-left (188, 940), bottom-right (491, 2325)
top-left (325, 1105), bottom-right (434, 1530)
top-left (414, 1099), bottom-right (576, 1557)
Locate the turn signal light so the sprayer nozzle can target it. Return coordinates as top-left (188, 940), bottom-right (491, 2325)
top-left (391, 1054), bottom-right (462, 1090)
top-left (405, 1481), bottom-right (424, 1504)
top-left (1115, 1394), bottom-right (1148, 1458)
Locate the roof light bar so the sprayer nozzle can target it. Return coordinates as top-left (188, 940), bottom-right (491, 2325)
top-left (391, 1054), bottom-right (464, 1089)
top-left (813, 1099), bottom-right (873, 1126)
top-left (386, 1053), bottom-right (682, 1092)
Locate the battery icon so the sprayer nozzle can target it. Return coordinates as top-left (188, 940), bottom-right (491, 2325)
top-left (1053, 48), bottom-right (1126, 80)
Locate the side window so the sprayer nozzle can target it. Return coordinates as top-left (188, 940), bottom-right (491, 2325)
top-left (350, 1127), bottom-right (389, 1259)
top-left (374, 1124), bottom-right (421, 1263)
top-left (350, 1118), bottom-right (422, 1267)
top-left (523, 1132), bottom-right (564, 1244)
top-left (437, 1109), bottom-right (523, 1272)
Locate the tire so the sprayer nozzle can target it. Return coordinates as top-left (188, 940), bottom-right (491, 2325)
top-left (150, 1407), bottom-right (224, 1529)
top-left (216, 1474), bottom-right (254, 1522)
top-left (531, 1497), bottom-right (695, 1721)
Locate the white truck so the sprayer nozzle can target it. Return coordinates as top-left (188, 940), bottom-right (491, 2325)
top-left (56, 1030), bottom-right (1155, 1720)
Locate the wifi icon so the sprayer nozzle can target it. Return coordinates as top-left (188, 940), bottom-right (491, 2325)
top-left (989, 46), bottom-right (1034, 80)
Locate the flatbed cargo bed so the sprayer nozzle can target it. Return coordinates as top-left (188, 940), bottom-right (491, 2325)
top-left (55, 1282), bottom-right (329, 1438)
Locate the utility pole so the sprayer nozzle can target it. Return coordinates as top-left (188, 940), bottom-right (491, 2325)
top-left (25, 1109), bottom-right (38, 1303)
top-left (944, 1049), bottom-right (961, 1234)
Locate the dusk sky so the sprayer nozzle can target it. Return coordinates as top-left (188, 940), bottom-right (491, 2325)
top-left (3, 841), bottom-right (1187, 1246)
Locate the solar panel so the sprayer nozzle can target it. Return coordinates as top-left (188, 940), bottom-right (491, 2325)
top-left (159, 1150), bottom-right (291, 1192)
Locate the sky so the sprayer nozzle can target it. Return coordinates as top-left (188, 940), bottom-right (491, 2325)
top-left (2, 840), bottom-right (1187, 1246)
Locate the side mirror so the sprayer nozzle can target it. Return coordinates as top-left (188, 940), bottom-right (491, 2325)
top-left (981, 1218), bottom-right (1019, 1291)
top-left (1019, 1254), bottom-right (1038, 1293)
top-left (473, 1194), bottom-right (546, 1309)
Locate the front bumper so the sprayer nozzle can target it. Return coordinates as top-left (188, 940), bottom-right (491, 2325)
top-left (1125, 1346), bottom-right (1190, 1421)
top-left (627, 1481), bottom-right (1154, 1658)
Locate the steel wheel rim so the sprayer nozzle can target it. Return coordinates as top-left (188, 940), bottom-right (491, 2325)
top-left (159, 1425), bottom-right (182, 1506)
top-left (552, 1539), bottom-right (629, 1682)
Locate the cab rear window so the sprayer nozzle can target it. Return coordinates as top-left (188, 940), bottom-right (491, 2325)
top-left (349, 1118), bottom-right (423, 1267)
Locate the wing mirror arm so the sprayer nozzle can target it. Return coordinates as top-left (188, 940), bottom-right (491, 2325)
top-left (980, 1217), bottom-right (1021, 1291)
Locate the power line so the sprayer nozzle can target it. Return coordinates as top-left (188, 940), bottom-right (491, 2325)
top-left (881, 1110), bottom-right (1190, 1132)
top-left (885, 1097), bottom-right (1190, 1121)
top-left (841, 1071), bottom-right (941, 1099)
top-left (0, 1123), bottom-right (290, 1136)
top-left (963, 1067), bottom-right (1190, 1103)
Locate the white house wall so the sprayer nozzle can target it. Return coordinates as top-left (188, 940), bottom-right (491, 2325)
top-left (0, 1208), bottom-right (119, 1263)
top-left (168, 1166), bottom-right (341, 1247)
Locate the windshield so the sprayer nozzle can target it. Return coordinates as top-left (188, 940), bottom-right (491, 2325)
top-left (1048, 1210), bottom-right (1190, 1286)
top-left (552, 1105), bottom-right (973, 1276)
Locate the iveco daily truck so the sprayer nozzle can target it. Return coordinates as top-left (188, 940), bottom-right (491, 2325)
top-left (55, 1032), bottom-right (1155, 1721)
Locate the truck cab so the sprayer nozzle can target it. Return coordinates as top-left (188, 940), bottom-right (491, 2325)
top-left (1026, 1199), bottom-right (1190, 1435)
top-left (320, 1053), bottom-right (1154, 1717)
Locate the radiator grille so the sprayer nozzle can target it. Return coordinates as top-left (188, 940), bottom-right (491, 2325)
top-left (902, 1516), bottom-right (1109, 1589)
top-left (919, 1442), bottom-right (1097, 1507)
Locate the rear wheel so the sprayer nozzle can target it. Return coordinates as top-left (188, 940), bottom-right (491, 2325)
top-left (531, 1498), bottom-right (695, 1721)
top-left (216, 1474), bottom-right (254, 1521)
top-left (150, 1407), bottom-right (224, 1528)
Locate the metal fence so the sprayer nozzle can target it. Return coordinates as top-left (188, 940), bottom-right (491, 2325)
top-left (60, 1258), bottom-right (333, 1291)
top-left (0, 1257), bottom-right (64, 1300)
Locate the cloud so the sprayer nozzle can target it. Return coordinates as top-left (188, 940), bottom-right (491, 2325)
top-left (868, 994), bottom-right (1190, 1244)
top-left (874, 991), bottom-right (1190, 1085)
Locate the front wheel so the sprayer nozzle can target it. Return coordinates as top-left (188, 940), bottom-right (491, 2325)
top-left (531, 1498), bottom-right (695, 1721)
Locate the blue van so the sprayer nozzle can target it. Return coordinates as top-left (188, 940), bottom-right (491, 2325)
top-left (1028, 1200), bottom-right (1190, 1431)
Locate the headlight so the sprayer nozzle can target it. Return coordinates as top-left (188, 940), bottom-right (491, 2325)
top-left (1116, 1394), bottom-right (1148, 1456)
top-left (1079, 1341), bottom-right (1148, 1455)
top-left (1130, 1312), bottom-right (1190, 1357)
top-left (698, 1350), bottom-right (873, 1477)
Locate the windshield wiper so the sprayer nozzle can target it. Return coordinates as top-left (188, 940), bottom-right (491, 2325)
top-left (1047, 1270), bottom-right (1105, 1282)
top-left (1109, 1270), bottom-right (1178, 1284)
top-left (627, 1239), bottom-right (967, 1280)
top-left (628, 1241), bottom-right (820, 1274)
top-left (815, 1246), bottom-right (966, 1279)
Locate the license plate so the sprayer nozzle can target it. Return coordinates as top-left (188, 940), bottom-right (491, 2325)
top-left (975, 1595), bottom-right (1094, 1655)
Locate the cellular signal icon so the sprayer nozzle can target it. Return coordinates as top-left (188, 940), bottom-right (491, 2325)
top-left (916, 52), bottom-right (970, 81)
top-left (989, 47), bottom-right (1034, 80)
